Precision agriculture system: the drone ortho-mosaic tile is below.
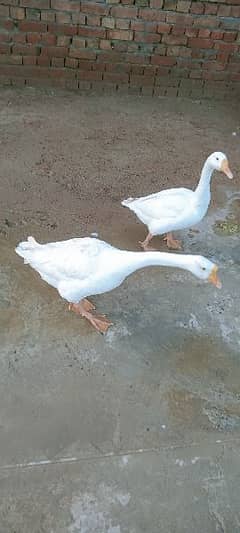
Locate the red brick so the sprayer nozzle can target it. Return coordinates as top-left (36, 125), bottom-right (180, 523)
top-left (69, 48), bottom-right (96, 60)
top-left (167, 45), bottom-right (191, 57)
top-left (52, 57), bottom-right (64, 67)
top-left (78, 59), bottom-right (93, 70)
top-left (78, 26), bottom-right (106, 39)
top-left (205, 4), bottom-right (218, 15)
top-left (157, 23), bottom-right (171, 34)
top-left (211, 31), bottom-right (223, 40)
top-left (12, 32), bottom-right (26, 43)
top-left (72, 36), bottom-right (86, 48)
top-left (150, 0), bottom-right (164, 7)
top-left (12, 44), bottom-right (40, 55)
top-left (102, 16), bottom-right (115, 29)
top-left (23, 55), bottom-right (36, 65)
top-left (144, 65), bottom-right (157, 76)
top-left (98, 51), bottom-right (125, 63)
top-left (92, 62), bottom-right (106, 72)
top-left (56, 12), bottom-right (71, 24)
top-left (219, 51), bottom-right (236, 63)
top-left (203, 61), bottom-right (225, 71)
top-left (72, 12), bottom-right (86, 25)
top-left (131, 21), bottom-right (158, 32)
top-left (37, 55), bottom-right (50, 66)
top-left (218, 5), bottom-right (231, 17)
top-left (0, 43), bottom-right (11, 54)
top-left (193, 16), bottom-right (219, 29)
top-left (203, 71), bottom-right (229, 81)
top-left (189, 70), bottom-right (202, 79)
top-left (41, 11), bottom-right (55, 23)
top-left (116, 19), bottom-right (130, 30)
top-left (4, 20), bottom-right (15, 31)
top-left (185, 27), bottom-right (198, 37)
top-left (223, 32), bottom-right (237, 42)
top-left (48, 23), bottom-right (77, 35)
top-left (134, 32), bottom-right (160, 43)
top-left (171, 26), bottom-right (185, 35)
top-left (231, 7), bottom-right (240, 17)
top-left (105, 63), bottom-right (130, 73)
top-left (51, 0), bottom-right (80, 11)
top-left (177, 1), bottom-right (191, 13)
top-left (27, 33), bottom-right (42, 44)
top-left (87, 14), bottom-right (101, 26)
top-left (41, 46), bottom-right (68, 57)
top-left (110, 6), bottom-right (137, 18)
top-left (65, 57), bottom-right (78, 68)
top-left (162, 34), bottom-right (187, 45)
top-left (77, 70), bottom-right (102, 81)
top-left (166, 12), bottom-right (193, 25)
top-left (10, 6), bottom-right (25, 19)
top-left (130, 74), bottom-right (153, 86)
top-left (188, 38), bottom-right (214, 49)
top-left (0, 54), bottom-right (22, 64)
top-left (20, 0), bottom-right (49, 7)
top-left (27, 33), bottom-right (57, 46)
top-left (127, 42), bottom-right (140, 52)
top-left (19, 21), bottom-right (47, 32)
top-left (26, 8), bottom-right (41, 21)
top-left (99, 39), bottom-right (112, 50)
top-left (0, 32), bottom-right (10, 43)
top-left (190, 2), bottom-right (204, 14)
top-left (57, 35), bottom-right (71, 46)
top-left (139, 8), bottom-right (166, 22)
top-left (198, 29), bottom-right (211, 38)
top-left (81, 2), bottom-right (109, 16)
top-left (0, 5), bottom-right (10, 17)
top-left (108, 29), bottom-right (133, 41)
top-left (104, 72), bottom-right (129, 83)
top-left (214, 42), bottom-right (238, 53)
top-left (151, 55), bottom-right (176, 65)
top-left (125, 53), bottom-right (150, 64)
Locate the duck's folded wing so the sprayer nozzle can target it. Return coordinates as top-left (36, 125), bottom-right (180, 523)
top-left (132, 188), bottom-right (193, 220)
top-left (24, 238), bottom-right (111, 282)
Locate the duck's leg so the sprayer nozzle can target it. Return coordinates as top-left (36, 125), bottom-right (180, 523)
top-left (139, 232), bottom-right (156, 251)
top-left (69, 298), bottom-right (95, 312)
top-left (164, 232), bottom-right (182, 250)
top-left (69, 301), bottom-right (112, 334)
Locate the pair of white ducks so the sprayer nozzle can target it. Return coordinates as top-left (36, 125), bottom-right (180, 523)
top-left (16, 152), bottom-right (233, 334)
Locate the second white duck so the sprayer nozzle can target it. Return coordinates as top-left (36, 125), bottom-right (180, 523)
top-left (16, 236), bottom-right (221, 334)
top-left (122, 152), bottom-right (233, 251)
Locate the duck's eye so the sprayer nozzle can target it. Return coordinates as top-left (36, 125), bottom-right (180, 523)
top-left (216, 157), bottom-right (219, 161)
top-left (202, 267), bottom-right (206, 271)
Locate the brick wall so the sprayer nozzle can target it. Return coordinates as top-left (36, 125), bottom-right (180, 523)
top-left (0, 0), bottom-right (239, 98)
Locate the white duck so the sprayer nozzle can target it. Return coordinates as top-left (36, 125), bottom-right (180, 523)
top-left (122, 152), bottom-right (233, 251)
top-left (16, 236), bottom-right (221, 334)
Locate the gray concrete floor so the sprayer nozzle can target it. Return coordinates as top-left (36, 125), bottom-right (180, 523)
top-left (0, 89), bottom-right (240, 532)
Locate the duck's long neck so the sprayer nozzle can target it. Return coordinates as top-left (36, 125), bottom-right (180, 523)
top-left (195, 160), bottom-right (213, 202)
top-left (120, 251), bottom-right (193, 277)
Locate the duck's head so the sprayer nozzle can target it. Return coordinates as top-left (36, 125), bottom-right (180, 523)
top-left (189, 256), bottom-right (222, 288)
top-left (207, 152), bottom-right (233, 179)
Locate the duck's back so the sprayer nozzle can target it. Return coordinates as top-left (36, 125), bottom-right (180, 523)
top-left (16, 236), bottom-right (114, 288)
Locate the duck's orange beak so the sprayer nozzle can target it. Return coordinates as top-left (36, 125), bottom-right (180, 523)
top-left (208, 265), bottom-right (222, 289)
top-left (221, 158), bottom-right (233, 179)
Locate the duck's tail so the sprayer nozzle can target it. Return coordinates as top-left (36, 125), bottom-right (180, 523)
top-left (15, 236), bottom-right (40, 263)
top-left (121, 197), bottom-right (135, 208)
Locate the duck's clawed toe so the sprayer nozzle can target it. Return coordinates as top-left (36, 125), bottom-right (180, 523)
top-left (139, 240), bottom-right (157, 252)
top-left (164, 233), bottom-right (182, 250)
top-left (88, 314), bottom-right (113, 334)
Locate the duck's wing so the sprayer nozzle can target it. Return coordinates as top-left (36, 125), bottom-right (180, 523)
top-left (129, 188), bottom-right (194, 220)
top-left (16, 237), bottom-right (113, 285)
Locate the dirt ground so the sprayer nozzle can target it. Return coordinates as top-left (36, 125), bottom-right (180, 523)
top-left (0, 88), bottom-right (240, 533)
